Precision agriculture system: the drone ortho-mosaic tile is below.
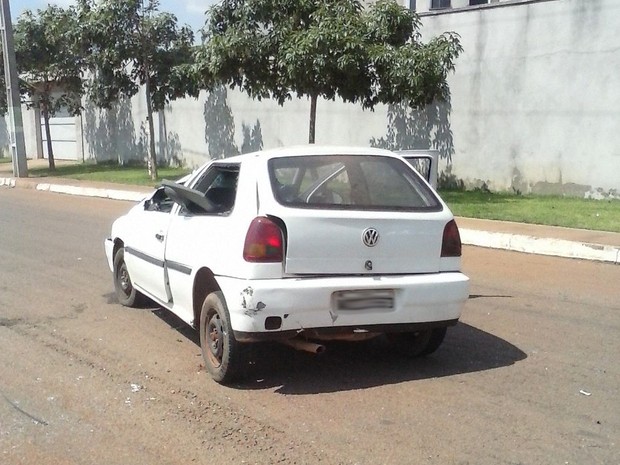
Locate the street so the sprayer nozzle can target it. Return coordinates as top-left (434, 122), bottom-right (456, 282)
top-left (1, 188), bottom-right (618, 465)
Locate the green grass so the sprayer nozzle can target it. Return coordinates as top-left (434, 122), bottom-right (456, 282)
top-left (28, 162), bottom-right (190, 186)
top-left (12, 160), bottom-right (620, 233)
top-left (0, 157), bottom-right (11, 164)
top-left (440, 189), bottom-right (620, 233)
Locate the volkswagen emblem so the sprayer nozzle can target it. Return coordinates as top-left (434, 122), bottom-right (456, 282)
top-left (362, 228), bottom-right (379, 247)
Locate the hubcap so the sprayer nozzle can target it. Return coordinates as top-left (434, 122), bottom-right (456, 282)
top-left (119, 265), bottom-right (131, 295)
top-left (206, 311), bottom-right (224, 367)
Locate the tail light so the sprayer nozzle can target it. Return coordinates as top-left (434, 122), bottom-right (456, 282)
top-left (243, 217), bottom-right (284, 262)
top-left (441, 219), bottom-right (462, 257)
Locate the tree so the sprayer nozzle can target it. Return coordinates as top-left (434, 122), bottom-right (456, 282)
top-left (79, 0), bottom-right (198, 180)
top-left (199, 0), bottom-right (462, 144)
top-left (14, 5), bottom-right (85, 170)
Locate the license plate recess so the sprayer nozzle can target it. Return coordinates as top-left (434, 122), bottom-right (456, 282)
top-left (332, 289), bottom-right (395, 311)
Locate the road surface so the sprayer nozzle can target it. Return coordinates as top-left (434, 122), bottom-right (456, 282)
top-left (1, 188), bottom-right (618, 465)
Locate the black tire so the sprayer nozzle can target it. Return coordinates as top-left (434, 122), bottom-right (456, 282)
top-left (419, 327), bottom-right (447, 356)
top-left (389, 327), bottom-right (447, 358)
top-left (200, 291), bottom-right (246, 384)
top-left (113, 248), bottom-right (143, 307)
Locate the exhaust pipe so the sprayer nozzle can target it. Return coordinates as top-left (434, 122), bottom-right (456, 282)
top-left (280, 338), bottom-right (326, 354)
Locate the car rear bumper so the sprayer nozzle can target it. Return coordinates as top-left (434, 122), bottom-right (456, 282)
top-left (216, 272), bottom-right (469, 341)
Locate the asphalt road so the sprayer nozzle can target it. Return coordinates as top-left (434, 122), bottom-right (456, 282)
top-left (1, 188), bottom-right (618, 465)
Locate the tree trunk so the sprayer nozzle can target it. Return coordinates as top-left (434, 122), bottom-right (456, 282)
top-left (308, 93), bottom-right (318, 144)
top-left (145, 72), bottom-right (158, 181)
top-left (41, 98), bottom-right (55, 171)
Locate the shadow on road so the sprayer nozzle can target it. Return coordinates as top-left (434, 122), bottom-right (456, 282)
top-left (150, 305), bottom-right (526, 394)
top-left (239, 322), bottom-right (526, 394)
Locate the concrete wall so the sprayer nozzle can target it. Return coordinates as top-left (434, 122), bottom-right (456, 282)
top-left (11, 0), bottom-right (620, 198)
top-left (419, 0), bottom-right (620, 197)
top-left (78, 86), bottom-right (392, 169)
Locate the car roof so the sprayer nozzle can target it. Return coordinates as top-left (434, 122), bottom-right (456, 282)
top-left (216, 145), bottom-right (399, 164)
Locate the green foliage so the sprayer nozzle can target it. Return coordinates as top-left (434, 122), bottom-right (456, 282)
top-left (78, 0), bottom-right (199, 179)
top-left (198, 0), bottom-right (463, 142)
top-left (79, 0), bottom-right (198, 111)
top-left (14, 5), bottom-right (85, 116)
top-left (14, 5), bottom-right (86, 169)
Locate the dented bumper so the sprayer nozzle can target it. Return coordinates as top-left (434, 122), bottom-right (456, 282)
top-left (216, 272), bottom-right (469, 341)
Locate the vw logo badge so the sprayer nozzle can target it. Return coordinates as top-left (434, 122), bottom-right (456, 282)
top-left (362, 228), bottom-right (379, 247)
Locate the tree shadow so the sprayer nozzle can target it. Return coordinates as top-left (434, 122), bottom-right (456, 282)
top-left (241, 120), bottom-right (263, 154)
top-left (83, 99), bottom-right (141, 164)
top-left (82, 99), bottom-right (183, 167)
top-left (371, 94), bottom-right (464, 189)
top-left (203, 86), bottom-right (263, 158)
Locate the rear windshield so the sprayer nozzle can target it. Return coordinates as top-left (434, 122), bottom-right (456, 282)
top-left (269, 155), bottom-right (441, 211)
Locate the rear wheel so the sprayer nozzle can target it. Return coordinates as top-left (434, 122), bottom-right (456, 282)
top-left (389, 327), bottom-right (447, 358)
top-left (200, 291), bottom-right (246, 384)
top-left (419, 327), bottom-right (447, 356)
top-left (113, 248), bottom-right (143, 307)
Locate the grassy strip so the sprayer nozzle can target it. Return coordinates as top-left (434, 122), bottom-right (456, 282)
top-left (440, 190), bottom-right (620, 233)
top-left (27, 162), bottom-right (190, 186)
top-left (5, 160), bottom-right (619, 233)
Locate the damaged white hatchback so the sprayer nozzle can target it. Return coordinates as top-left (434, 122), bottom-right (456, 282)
top-left (105, 146), bottom-right (469, 384)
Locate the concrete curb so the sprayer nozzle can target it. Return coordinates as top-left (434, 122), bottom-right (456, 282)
top-left (2, 176), bottom-right (619, 265)
top-left (0, 177), bottom-right (16, 188)
top-left (34, 182), bottom-right (149, 202)
top-left (460, 229), bottom-right (620, 265)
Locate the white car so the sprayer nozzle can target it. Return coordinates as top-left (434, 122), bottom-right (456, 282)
top-left (105, 146), bottom-right (469, 384)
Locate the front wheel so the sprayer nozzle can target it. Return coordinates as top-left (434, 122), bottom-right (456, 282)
top-left (113, 248), bottom-right (144, 307)
top-left (199, 291), bottom-right (246, 384)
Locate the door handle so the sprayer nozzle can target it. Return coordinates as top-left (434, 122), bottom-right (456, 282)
top-left (155, 233), bottom-right (165, 242)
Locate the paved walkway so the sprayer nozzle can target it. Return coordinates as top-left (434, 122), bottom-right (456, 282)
top-left (1, 159), bottom-right (619, 264)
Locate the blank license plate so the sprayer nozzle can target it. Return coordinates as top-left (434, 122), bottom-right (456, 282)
top-left (333, 289), bottom-right (395, 311)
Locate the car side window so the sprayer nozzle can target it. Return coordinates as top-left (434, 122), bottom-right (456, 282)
top-left (145, 187), bottom-right (175, 213)
top-left (187, 164), bottom-right (240, 215)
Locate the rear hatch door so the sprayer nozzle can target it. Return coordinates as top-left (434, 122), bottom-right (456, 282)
top-left (281, 210), bottom-right (449, 275)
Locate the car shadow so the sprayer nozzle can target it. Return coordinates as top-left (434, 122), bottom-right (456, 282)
top-left (149, 305), bottom-right (526, 394)
top-left (237, 322), bottom-right (526, 394)
top-left (150, 307), bottom-right (200, 345)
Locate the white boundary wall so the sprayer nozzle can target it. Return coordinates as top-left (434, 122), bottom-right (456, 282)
top-left (9, 0), bottom-right (620, 198)
top-left (420, 0), bottom-right (620, 197)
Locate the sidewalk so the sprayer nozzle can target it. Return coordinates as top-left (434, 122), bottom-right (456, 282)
top-left (1, 160), bottom-right (619, 264)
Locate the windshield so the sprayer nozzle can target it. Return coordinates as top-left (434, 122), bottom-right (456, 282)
top-left (269, 155), bottom-right (441, 211)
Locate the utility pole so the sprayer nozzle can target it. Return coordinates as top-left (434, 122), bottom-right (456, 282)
top-left (1, 0), bottom-right (28, 177)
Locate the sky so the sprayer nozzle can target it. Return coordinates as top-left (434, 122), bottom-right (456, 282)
top-left (11, 0), bottom-right (220, 34)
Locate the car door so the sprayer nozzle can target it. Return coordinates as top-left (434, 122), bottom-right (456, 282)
top-left (267, 154), bottom-right (448, 275)
top-left (122, 188), bottom-right (173, 303)
top-left (163, 163), bottom-right (242, 321)
top-left (398, 150), bottom-right (439, 189)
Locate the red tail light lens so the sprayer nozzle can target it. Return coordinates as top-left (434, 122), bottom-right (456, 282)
top-left (243, 217), bottom-right (284, 262)
top-left (441, 219), bottom-right (462, 257)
